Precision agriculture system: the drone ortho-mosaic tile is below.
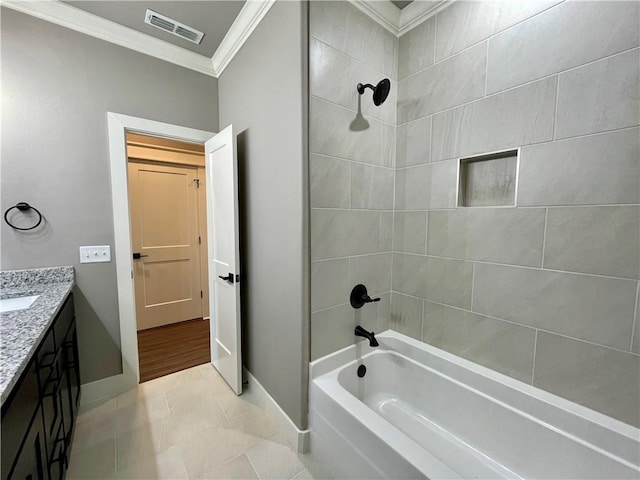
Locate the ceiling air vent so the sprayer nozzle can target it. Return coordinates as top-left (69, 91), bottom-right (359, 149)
top-left (144, 9), bottom-right (205, 45)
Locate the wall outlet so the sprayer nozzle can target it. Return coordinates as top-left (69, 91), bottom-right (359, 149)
top-left (79, 245), bottom-right (111, 264)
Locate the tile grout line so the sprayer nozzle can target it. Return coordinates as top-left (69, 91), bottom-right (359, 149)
top-left (401, 0), bottom-right (566, 84)
top-left (389, 251), bottom-right (640, 283)
top-left (395, 41), bottom-right (639, 128)
top-left (553, 74), bottom-right (560, 140)
top-left (428, 115), bottom-right (434, 163)
top-left (391, 291), bottom-right (640, 357)
top-left (484, 41), bottom-right (489, 96)
top-left (244, 448), bottom-right (263, 480)
top-left (311, 94), bottom-right (396, 128)
top-left (433, 14), bottom-right (438, 66)
top-left (424, 210), bottom-right (429, 255)
top-left (311, 152), bottom-right (396, 170)
top-left (313, 124), bottom-right (639, 167)
top-left (541, 207), bottom-right (549, 268)
top-left (630, 281), bottom-right (640, 351)
top-left (429, 0), bottom-right (566, 67)
top-left (309, 35), bottom-right (398, 83)
top-left (420, 298), bottom-right (426, 342)
top-left (389, 202), bottom-right (640, 209)
top-left (530, 329), bottom-right (539, 385)
top-left (470, 262), bottom-right (476, 311)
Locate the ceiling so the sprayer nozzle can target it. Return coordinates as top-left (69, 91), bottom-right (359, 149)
top-left (65, 1), bottom-right (245, 57)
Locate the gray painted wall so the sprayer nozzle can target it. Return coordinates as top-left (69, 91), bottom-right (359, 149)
top-left (218, 1), bottom-right (309, 429)
top-left (1, 8), bottom-right (219, 383)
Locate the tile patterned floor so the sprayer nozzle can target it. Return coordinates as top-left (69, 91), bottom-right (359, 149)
top-left (68, 364), bottom-right (330, 480)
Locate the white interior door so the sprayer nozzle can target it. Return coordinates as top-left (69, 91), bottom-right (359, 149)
top-left (205, 124), bottom-right (242, 394)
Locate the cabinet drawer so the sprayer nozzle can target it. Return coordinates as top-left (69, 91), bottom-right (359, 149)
top-left (1, 361), bottom-right (39, 480)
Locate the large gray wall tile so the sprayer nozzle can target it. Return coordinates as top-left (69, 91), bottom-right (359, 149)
top-left (435, 0), bottom-right (562, 62)
top-left (390, 292), bottom-right (423, 340)
top-left (431, 77), bottom-right (556, 162)
top-left (310, 1), bottom-right (398, 79)
top-left (311, 259), bottom-right (349, 312)
top-left (310, 97), bottom-right (384, 166)
top-left (360, 292), bottom-right (391, 338)
top-left (350, 253), bottom-right (392, 296)
top-left (398, 17), bottom-right (435, 79)
top-left (473, 263), bottom-right (637, 350)
top-left (392, 253), bottom-right (473, 308)
top-left (398, 43), bottom-right (486, 123)
top-left (544, 206), bottom-right (640, 279)
top-left (555, 49), bottom-right (640, 139)
top-left (379, 212), bottom-right (393, 252)
top-left (311, 210), bottom-right (384, 260)
top-left (487, 1), bottom-right (640, 94)
top-left (381, 124), bottom-right (396, 168)
top-left (310, 38), bottom-right (397, 125)
top-left (518, 128), bottom-right (640, 207)
top-left (310, 154), bottom-right (350, 208)
top-left (396, 116), bottom-right (431, 168)
top-left (311, 304), bottom-right (354, 360)
top-left (311, 295), bottom-right (391, 360)
top-left (393, 211), bottom-right (427, 254)
top-left (350, 163), bottom-right (394, 210)
top-left (422, 301), bottom-right (535, 382)
top-left (533, 332), bottom-right (640, 428)
top-left (428, 208), bottom-right (545, 267)
top-left (632, 284), bottom-right (639, 354)
top-left (394, 161), bottom-right (458, 210)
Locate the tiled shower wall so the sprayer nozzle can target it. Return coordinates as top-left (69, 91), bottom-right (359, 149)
top-left (393, 0), bottom-right (639, 427)
top-left (310, 0), bottom-right (640, 427)
top-left (309, 1), bottom-right (397, 360)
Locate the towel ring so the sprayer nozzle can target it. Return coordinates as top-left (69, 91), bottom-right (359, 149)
top-left (4, 202), bottom-right (43, 231)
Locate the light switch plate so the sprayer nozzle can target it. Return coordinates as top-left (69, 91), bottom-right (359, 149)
top-left (79, 245), bottom-right (111, 263)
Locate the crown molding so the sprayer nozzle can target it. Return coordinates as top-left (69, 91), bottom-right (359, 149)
top-left (350, 1), bottom-right (400, 35)
top-left (399, 0), bottom-right (451, 35)
top-left (1, 0), bottom-right (277, 78)
top-left (350, 0), bottom-right (454, 37)
top-left (212, 0), bottom-right (276, 76)
top-left (1, 0), bottom-right (217, 76)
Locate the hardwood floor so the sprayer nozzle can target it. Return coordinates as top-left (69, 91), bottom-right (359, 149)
top-left (137, 318), bottom-right (210, 383)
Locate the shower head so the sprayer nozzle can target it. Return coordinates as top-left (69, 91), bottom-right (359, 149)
top-left (357, 78), bottom-right (391, 106)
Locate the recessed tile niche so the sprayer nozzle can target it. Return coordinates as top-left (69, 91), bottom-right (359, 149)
top-left (458, 149), bottom-right (519, 207)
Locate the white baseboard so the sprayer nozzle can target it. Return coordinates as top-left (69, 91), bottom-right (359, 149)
top-left (243, 368), bottom-right (310, 453)
top-left (80, 370), bottom-right (137, 405)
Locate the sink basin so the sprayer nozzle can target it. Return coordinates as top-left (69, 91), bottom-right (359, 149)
top-left (0, 295), bottom-right (39, 313)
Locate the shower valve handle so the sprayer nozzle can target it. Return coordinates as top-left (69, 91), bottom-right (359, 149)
top-left (350, 284), bottom-right (380, 309)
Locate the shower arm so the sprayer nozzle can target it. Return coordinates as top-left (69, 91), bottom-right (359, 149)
top-left (357, 83), bottom-right (375, 95)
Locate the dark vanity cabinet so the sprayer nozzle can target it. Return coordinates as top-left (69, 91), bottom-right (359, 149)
top-left (1, 294), bottom-right (81, 480)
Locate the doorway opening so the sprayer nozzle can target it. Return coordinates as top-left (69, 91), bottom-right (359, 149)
top-left (106, 113), bottom-right (242, 400)
top-left (126, 133), bottom-right (211, 382)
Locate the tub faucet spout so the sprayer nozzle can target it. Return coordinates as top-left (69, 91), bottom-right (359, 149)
top-left (355, 326), bottom-right (379, 347)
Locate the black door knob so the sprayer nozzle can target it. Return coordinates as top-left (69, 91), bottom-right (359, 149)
top-left (132, 253), bottom-right (149, 259)
top-left (218, 273), bottom-right (234, 283)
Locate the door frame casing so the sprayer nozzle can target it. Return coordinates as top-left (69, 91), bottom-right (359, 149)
top-left (83, 112), bottom-right (215, 403)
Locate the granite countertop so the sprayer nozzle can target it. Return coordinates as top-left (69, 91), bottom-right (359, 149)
top-left (0, 266), bottom-right (75, 405)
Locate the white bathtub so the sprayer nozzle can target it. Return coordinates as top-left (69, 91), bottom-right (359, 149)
top-left (309, 330), bottom-right (640, 479)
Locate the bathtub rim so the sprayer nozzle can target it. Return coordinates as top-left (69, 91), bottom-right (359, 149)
top-left (310, 330), bottom-right (640, 469)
